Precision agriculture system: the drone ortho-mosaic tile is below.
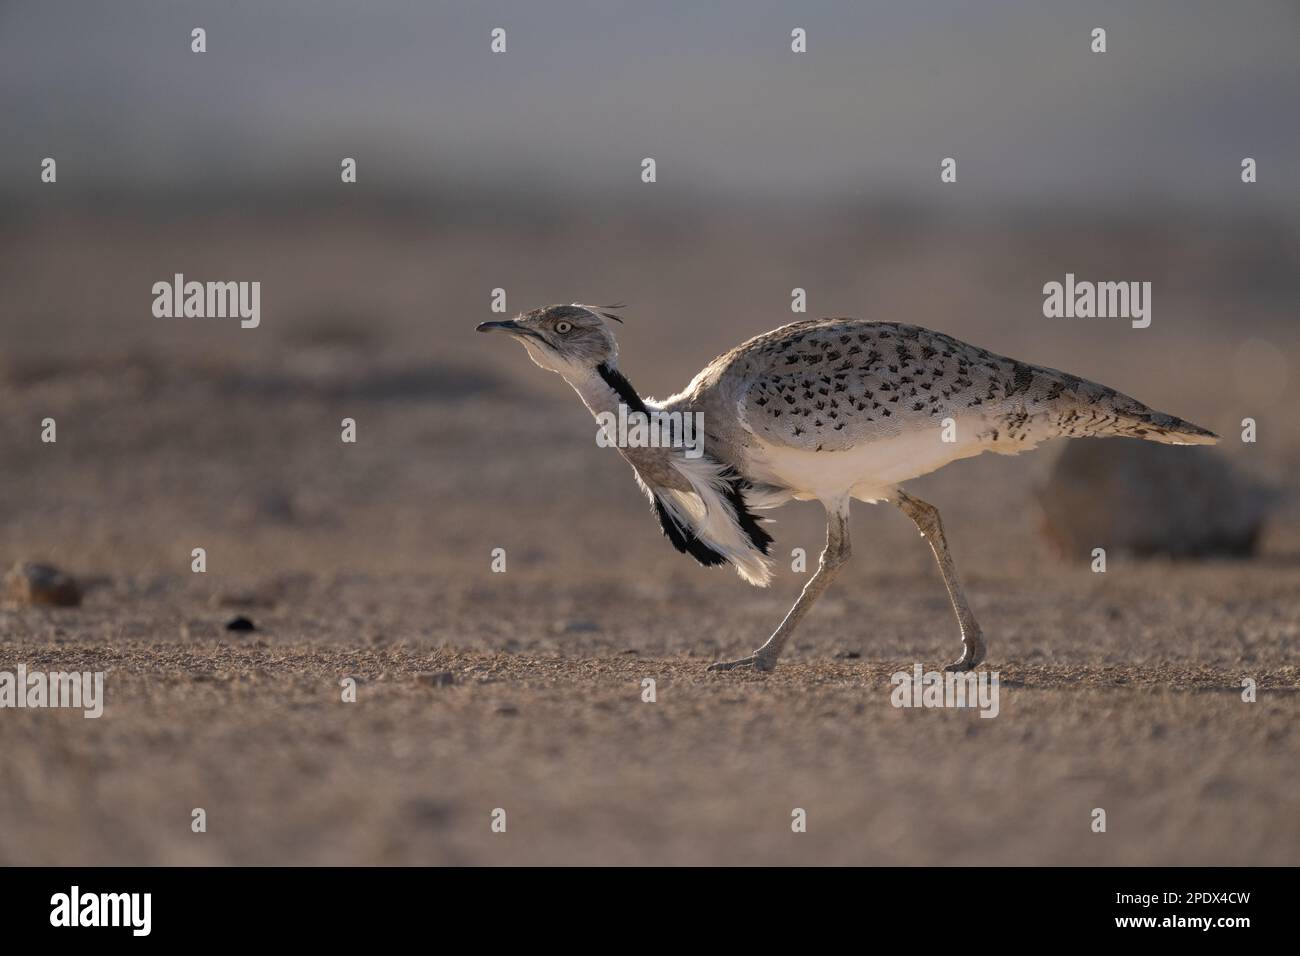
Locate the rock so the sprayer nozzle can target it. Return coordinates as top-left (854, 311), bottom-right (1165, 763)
top-left (554, 619), bottom-right (600, 634)
top-left (417, 671), bottom-right (455, 687)
top-left (1037, 439), bottom-right (1277, 559)
top-left (224, 615), bottom-right (256, 632)
top-left (4, 562), bottom-right (82, 607)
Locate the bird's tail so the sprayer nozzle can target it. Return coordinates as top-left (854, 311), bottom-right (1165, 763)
top-left (634, 454), bottom-right (775, 587)
top-left (1032, 369), bottom-right (1219, 447)
top-left (1054, 395), bottom-right (1218, 446)
top-left (1101, 409), bottom-right (1219, 445)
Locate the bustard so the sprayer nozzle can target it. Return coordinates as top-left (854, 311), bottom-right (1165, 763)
top-left (478, 305), bottom-right (1218, 672)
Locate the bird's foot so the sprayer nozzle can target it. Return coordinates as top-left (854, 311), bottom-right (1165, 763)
top-left (707, 653), bottom-right (777, 673)
top-left (943, 633), bottom-right (987, 672)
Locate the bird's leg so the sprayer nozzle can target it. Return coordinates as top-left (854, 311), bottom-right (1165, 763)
top-left (894, 490), bottom-right (986, 672)
top-left (708, 500), bottom-right (851, 673)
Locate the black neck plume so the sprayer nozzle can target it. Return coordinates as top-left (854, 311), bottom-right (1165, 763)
top-left (596, 361), bottom-right (648, 414)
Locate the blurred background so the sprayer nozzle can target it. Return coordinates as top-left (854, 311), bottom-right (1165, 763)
top-left (0, 1), bottom-right (1297, 866)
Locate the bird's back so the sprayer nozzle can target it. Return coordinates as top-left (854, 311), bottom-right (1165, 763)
top-left (668, 318), bottom-right (1214, 498)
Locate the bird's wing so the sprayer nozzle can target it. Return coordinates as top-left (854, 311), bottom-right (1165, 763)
top-left (727, 320), bottom-right (965, 451)
top-left (731, 319), bottom-right (1159, 453)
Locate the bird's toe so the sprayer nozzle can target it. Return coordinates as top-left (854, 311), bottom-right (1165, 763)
top-left (944, 644), bottom-right (986, 672)
top-left (707, 654), bottom-right (772, 673)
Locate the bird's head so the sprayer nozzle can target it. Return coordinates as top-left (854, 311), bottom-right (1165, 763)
top-left (477, 304), bottom-right (622, 378)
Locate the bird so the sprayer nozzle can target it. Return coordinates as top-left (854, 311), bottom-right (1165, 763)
top-left (478, 304), bottom-right (1218, 673)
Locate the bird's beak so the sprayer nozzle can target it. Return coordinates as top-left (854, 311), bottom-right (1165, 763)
top-left (476, 319), bottom-right (523, 335)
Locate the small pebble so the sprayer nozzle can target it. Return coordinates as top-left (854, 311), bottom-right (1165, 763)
top-left (417, 671), bottom-right (455, 687)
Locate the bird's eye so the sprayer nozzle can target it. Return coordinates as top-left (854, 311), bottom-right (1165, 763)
top-left (555, 321), bottom-right (573, 334)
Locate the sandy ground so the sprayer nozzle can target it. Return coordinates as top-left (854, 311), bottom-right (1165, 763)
top-left (1, 210), bottom-right (1297, 865)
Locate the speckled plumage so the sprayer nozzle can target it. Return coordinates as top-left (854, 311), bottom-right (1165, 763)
top-left (671, 317), bottom-right (1215, 457)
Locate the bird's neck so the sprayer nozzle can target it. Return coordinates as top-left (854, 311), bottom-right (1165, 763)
top-left (568, 361), bottom-right (650, 419)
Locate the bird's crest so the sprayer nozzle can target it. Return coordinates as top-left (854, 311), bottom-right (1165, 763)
top-left (573, 302), bottom-right (625, 325)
